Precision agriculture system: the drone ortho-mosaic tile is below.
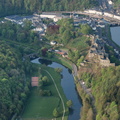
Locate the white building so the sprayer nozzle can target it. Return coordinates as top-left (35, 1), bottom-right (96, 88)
top-left (50, 41), bottom-right (57, 45)
top-left (85, 10), bottom-right (102, 15)
top-left (103, 12), bottom-right (114, 17)
top-left (108, 0), bottom-right (113, 5)
top-left (33, 26), bottom-right (44, 32)
top-left (40, 12), bottom-right (63, 22)
top-left (113, 15), bottom-right (120, 20)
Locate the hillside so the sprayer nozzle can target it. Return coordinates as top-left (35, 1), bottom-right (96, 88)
top-left (76, 46), bottom-right (120, 120)
top-left (0, 40), bottom-right (36, 119)
top-left (0, 0), bottom-right (98, 17)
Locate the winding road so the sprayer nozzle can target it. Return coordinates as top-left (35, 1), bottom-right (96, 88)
top-left (72, 64), bottom-right (97, 119)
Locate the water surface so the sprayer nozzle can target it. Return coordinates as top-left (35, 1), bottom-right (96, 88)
top-left (110, 26), bottom-right (120, 46)
top-left (31, 58), bottom-right (82, 120)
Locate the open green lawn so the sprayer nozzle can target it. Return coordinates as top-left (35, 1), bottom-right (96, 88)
top-left (22, 65), bottom-right (68, 120)
top-left (22, 88), bottom-right (60, 118)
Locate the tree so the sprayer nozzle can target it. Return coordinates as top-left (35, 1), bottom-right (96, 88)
top-left (53, 108), bottom-right (59, 117)
top-left (77, 56), bottom-right (84, 66)
top-left (86, 108), bottom-right (94, 120)
top-left (109, 101), bottom-right (119, 120)
top-left (23, 20), bottom-right (32, 31)
top-left (68, 49), bottom-right (74, 59)
top-left (62, 30), bottom-right (72, 44)
top-left (80, 24), bottom-right (92, 35)
top-left (55, 68), bottom-right (62, 73)
top-left (66, 100), bottom-right (73, 108)
top-left (42, 76), bottom-right (49, 85)
top-left (38, 80), bottom-right (43, 88)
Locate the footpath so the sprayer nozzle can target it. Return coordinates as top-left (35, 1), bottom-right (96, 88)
top-left (43, 70), bottom-right (65, 120)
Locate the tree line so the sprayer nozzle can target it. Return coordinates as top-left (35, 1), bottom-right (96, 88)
top-left (80, 65), bottom-right (120, 120)
top-left (0, 21), bottom-right (38, 44)
top-left (0, 0), bottom-right (98, 17)
top-left (0, 41), bottom-right (38, 119)
top-left (0, 20), bottom-right (39, 119)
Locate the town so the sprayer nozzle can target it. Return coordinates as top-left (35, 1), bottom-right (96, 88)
top-left (3, 10), bottom-right (120, 61)
top-left (1, 0), bottom-right (120, 120)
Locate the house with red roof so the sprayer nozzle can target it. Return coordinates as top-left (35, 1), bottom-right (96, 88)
top-left (31, 77), bottom-right (39, 87)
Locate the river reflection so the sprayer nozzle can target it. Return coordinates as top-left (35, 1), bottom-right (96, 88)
top-left (110, 26), bottom-right (120, 46)
top-left (39, 59), bottom-right (52, 66)
top-left (31, 58), bottom-right (82, 120)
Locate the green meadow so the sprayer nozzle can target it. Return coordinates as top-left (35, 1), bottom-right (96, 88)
top-left (22, 65), bottom-right (68, 120)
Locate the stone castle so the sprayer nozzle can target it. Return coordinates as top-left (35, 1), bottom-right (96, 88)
top-left (88, 38), bottom-right (115, 67)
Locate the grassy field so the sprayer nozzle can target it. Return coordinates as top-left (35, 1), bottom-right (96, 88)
top-left (47, 56), bottom-right (72, 70)
top-left (22, 88), bottom-right (60, 118)
top-left (21, 65), bottom-right (68, 120)
top-left (67, 36), bottom-right (90, 51)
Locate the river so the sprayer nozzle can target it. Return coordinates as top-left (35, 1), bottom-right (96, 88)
top-left (31, 58), bottom-right (82, 120)
top-left (110, 26), bottom-right (120, 46)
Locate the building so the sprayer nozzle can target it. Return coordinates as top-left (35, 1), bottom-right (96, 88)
top-left (88, 38), bottom-right (115, 66)
top-left (97, 22), bottom-right (105, 28)
top-left (33, 25), bottom-right (44, 32)
top-left (103, 12), bottom-right (114, 18)
top-left (31, 77), bottom-right (39, 87)
top-left (50, 41), bottom-right (57, 45)
top-left (56, 51), bottom-right (68, 57)
top-left (5, 15), bottom-right (35, 25)
top-left (40, 12), bottom-right (63, 22)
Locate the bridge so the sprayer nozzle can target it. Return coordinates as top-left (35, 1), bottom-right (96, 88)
top-left (24, 53), bottom-right (38, 59)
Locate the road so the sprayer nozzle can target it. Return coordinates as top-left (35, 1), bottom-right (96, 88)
top-left (79, 80), bottom-right (97, 118)
top-left (72, 64), bottom-right (97, 119)
top-left (72, 64), bottom-right (78, 77)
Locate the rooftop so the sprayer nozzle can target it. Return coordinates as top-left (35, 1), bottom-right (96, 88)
top-left (31, 77), bottom-right (39, 87)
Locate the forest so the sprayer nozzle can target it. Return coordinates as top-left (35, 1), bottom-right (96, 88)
top-left (79, 64), bottom-right (120, 120)
top-left (0, 20), bottom-right (39, 119)
top-left (0, 0), bottom-right (98, 17)
top-left (93, 66), bottom-right (120, 120)
top-left (0, 40), bottom-right (37, 119)
top-left (113, 0), bottom-right (120, 8)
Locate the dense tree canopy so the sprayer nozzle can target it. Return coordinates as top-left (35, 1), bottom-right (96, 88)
top-left (0, 0), bottom-right (98, 17)
top-left (0, 20), bottom-right (38, 119)
top-left (80, 65), bottom-right (120, 120)
top-left (0, 41), bottom-right (29, 119)
top-left (0, 21), bottom-right (38, 44)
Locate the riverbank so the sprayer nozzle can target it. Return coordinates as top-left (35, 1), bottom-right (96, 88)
top-left (75, 80), bottom-right (95, 120)
top-left (105, 25), bottom-right (120, 65)
top-left (42, 55), bottom-right (97, 120)
top-left (42, 56), bottom-right (96, 120)
top-left (21, 64), bottom-right (68, 120)
top-left (108, 25), bottom-right (120, 49)
top-left (41, 55), bottom-right (73, 70)
top-left (29, 55), bottom-right (96, 120)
